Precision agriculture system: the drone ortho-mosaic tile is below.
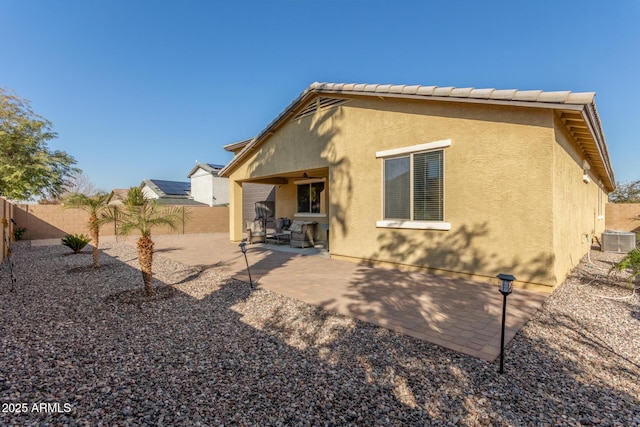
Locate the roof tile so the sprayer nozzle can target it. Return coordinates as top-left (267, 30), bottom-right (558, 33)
top-left (469, 88), bottom-right (495, 99)
top-left (433, 87), bottom-right (455, 96)
top-left (512, 90), bottom-right (543, 102)
top-left (402, 85), bottom-right (421, 94)
top-left (565, 92), bottom-right (596, 104)
top-left (490, 89), bottom-right (518, 100)
top-left (537, 91), bottom-right (572, 103)
top-left (416, 86), bottom-right (437, 95)
top-left (451, 87), bottom-right (474, 97)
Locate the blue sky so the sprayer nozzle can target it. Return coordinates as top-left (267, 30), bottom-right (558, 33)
top-left (1, 0), bottom-right (638, 192)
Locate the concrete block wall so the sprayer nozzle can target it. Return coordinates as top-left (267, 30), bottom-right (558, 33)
top-left (605, 203), bottom-right (640, 233)
top-left (242, 183), bottom-right (275, 225)
top-left (11, 204), bottom-right (229, 240)
top-left (1, 198), bottom-right (8, 262)
top-left (14, 204), bottom-right (99, 239)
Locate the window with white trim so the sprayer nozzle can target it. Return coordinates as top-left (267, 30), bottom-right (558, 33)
top-left (376, 139), bottom-right (450, 230)
top-left (597, 186), bottom-right (603, 219)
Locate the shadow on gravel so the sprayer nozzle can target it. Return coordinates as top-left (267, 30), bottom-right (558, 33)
top-left (1, 243), bottom-right (638, 426)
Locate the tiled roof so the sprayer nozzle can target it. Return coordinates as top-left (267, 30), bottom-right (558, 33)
top-left (305, 82), bottom-right (596, 105)
top-left (219, 82), bottom-right (614, 191)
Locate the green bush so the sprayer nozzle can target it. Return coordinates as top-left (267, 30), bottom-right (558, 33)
top-left (609, 247), bottom-right (640, 286)
top-left (13, 227), bottom-right (26, 240)
top-left (61, 233), bottom-right (92, 254)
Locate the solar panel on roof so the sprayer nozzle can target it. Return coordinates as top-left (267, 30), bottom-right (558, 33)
top-left (151, 180), bottom-right (190, 195)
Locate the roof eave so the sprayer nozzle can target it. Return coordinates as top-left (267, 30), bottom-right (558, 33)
top-left (223, 138), bottom-right (253, 152)
top-left (219, 83), bottom-right (611, 182)
top-left (582, 104), bottom-right (616, 192)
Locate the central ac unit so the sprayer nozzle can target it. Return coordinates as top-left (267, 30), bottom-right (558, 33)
top-left (601, 231), bottom-right (636, 253)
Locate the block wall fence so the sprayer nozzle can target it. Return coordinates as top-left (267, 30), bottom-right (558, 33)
top-left (605, 203), bottom-right (640, 233)
top-left (5, 202), bottom-right (229, 242)
top-left (2, 197), bottom-right (639, 263)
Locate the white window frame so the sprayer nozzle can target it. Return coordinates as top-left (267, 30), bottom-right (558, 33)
top-left (376, 139), bottom-right (451, 231)
top-left (597, 184), bottom-right (604, 220)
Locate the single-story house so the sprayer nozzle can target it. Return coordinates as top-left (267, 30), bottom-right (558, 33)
top-left (187, 163), bottom-right (230, 206)
top-left (219, 82), bottom-right (615, 290)
top-left (140, 179), bottom-right (206, 206)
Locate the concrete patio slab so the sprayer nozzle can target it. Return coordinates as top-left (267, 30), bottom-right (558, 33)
top-left (95, 233), bottom-right (549, 361)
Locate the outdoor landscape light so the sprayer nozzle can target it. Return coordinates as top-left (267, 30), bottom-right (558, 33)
top-left (239, 242), bottom-right (253, 289)
top-left (496, 273), bottom-right (516, 374)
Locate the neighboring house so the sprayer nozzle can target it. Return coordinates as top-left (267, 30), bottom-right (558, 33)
top-left (187, 163), bottom-right (230, 206)
top-left (219, 82), bottom-right (615, 290)
top-left (140, 179), bottom-right (206, 206)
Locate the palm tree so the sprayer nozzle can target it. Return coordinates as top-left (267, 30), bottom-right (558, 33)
top-left (63, 192), bottom-right (110, 268)
top-left (100, 196), bottom-right (187, 296)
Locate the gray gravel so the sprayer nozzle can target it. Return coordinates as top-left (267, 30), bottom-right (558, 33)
top-left (0, 241), bottom-right (638, 426)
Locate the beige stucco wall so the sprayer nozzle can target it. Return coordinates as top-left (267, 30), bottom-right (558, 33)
top-left (551, 115), bottom-right (606, 285)
top-left (227, 95), bottom-right (606, 289)
top-left (325, 97), bottom-right (557, 288)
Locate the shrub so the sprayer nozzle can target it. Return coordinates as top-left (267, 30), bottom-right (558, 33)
top-left (609, 247), bottom-right (640, 286)
top-left (61, 233), bottom-right (92, 254)
top-left (13, 227), bottom-right (26, 240)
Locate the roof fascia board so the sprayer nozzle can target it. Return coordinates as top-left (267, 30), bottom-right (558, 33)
top-left (223, 138), bottom-right (253, 152)
top-left (580, 105), bottom-right (615, 191)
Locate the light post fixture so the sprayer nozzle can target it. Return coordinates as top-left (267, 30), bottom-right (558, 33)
top-left (497, 273), bottom-right (516, 374)
top-left (239, 242), bottom-right (253, 289)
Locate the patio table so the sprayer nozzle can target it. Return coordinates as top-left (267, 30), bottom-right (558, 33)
top-left (266, 232), bottom-right (291, 246)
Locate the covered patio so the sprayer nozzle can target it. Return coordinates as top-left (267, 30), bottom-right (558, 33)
top-left (102, 233), bottom-right (548, 362)
top-left (233, 166), bottom-right (330, 248)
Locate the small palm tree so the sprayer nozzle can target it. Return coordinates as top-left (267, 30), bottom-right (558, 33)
top-left (101, 194), bottom-right (188, 296)
top-left (63, 192), bottom-right (110, 268)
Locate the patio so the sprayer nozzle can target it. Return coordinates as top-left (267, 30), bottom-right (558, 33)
top-left (100, 232), bottom-right (548, 361)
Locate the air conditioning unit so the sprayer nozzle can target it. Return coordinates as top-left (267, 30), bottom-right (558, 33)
top-left (601, 231), bottom-right (636, 253)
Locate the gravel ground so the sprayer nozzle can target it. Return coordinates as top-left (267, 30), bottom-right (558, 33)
top-left (0, 241), bottom-right (638, 426)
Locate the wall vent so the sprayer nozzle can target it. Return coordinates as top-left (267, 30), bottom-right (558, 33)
top-left (601, 231), bottom-right (636, 253)
top-left (292, 97), bottom-right (350, 121)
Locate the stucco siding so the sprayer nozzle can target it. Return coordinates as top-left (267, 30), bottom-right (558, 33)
top-left (551, 114), bottom-right (605, 285)
top-left (191, 173), bottom-right (213, 206)
top-left (231, 111), bottom-right (335, 180)
top-left (212, 177), bottom-right (230, 206)
top-left (141, 186), bottom-right (159, 199)
top-left (326, 97), bottom-right (556, 288)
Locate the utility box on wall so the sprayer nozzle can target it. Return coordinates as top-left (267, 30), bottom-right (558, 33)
top-left (601, 231), bottom-right (637, 253)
